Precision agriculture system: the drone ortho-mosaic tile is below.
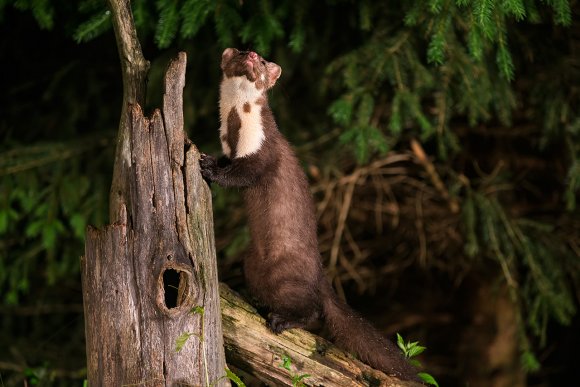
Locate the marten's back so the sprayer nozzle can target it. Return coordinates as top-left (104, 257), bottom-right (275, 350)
top-left (243, 108), bottom-right (319, 265)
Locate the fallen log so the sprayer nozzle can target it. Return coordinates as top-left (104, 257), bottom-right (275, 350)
top-left (219, 283), bottom-right (423, 387)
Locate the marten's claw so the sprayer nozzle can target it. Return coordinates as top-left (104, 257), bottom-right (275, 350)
top-left (199, 153), bottom-right (218, 181)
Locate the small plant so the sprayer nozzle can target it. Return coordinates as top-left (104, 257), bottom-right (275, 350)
top-left (280, 355), bottom-right (311, 387)
top-left (174, 306), bottom-right (205, 352)
top-left (223, 368), bottom-right (247, 387)
top-left (175, 306), bottom-right (209, 386)
top-left (396, 333), bottom-right (439, 387)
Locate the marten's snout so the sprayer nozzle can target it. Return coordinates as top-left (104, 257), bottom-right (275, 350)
top-left (245, 51), bottom-right (258, 67)
top-left (242, 51), bottom-right (260, 80)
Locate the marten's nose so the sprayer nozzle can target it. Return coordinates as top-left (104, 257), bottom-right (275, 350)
top-left (248, 51), bottom-right (258, 60)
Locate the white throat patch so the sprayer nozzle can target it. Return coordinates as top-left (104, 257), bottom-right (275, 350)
top-left (219, 76), bottom-right (265, 158)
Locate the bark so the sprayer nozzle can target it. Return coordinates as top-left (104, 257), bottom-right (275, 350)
top-left (106, 0), bottom-right (150, 224)
top-left (220, 283), bottom-right (424, 387)
top-left (81, 53), bottom-right (227, 386)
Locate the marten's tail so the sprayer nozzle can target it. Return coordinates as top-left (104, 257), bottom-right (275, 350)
top-left (320, 281), bottom-right (419, 381)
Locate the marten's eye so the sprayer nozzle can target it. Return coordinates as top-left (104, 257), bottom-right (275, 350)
top-left (261, 60), bottom-right (266, 65)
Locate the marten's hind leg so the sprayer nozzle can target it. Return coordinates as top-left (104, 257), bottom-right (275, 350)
top-left (268, 310), bottom-right (321, 333)
top-left (265, 281), bottom-right (323, 334)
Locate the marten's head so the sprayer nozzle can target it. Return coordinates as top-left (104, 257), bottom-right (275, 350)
top-left (221, 48), bottom-right (282, 90)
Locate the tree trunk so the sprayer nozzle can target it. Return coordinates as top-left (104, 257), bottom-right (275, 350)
top-left (106, 0), bottom-right (150, 224)
top-left (220, 283), bottom-right (423, 387)
top-left (81, 52), bottom-right (227, 386)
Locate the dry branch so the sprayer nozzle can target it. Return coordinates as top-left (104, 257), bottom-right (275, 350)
top-left (309, 151), bottom-right (465, 293)
top-left (220, 283), bottom-right (423, 387)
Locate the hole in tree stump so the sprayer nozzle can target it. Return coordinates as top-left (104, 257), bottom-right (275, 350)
top-left (162, 268), bottom-right (188, 309)
top-left (157, 264), bottom-right (194, 314)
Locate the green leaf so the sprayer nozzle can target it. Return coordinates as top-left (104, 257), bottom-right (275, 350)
top-left (73, 11), bottom-right (111, 43)
top-left (42, 222), bottom-right (58, 250)
top-left (418, 372), bottom-right (440, 387)
top-left (0, 210), bottom-right (8, 233)
top-left (25, 220), bottom-right (44, 238)
top-left (214, 3), bottom-right (242, 47)
top-left (24, 367), bottom-right (40, 384)
top-left (389, 92), bottom-right (403, 135)
top-left (155, 0), bottom-right (179, 48)
top-left (396, 333), bottom-right (405, 351)
top-left (359, 1), bottom-right (372, 30)
top-left (18, 276), bottom-right (29, 292)
top-left (31, 0), bottom-right (54, 30)
top-left (292, 373), bottom-right (311, 386)
top-left (281, 355), bottom-right (292, 371)
top-left (521, 350), bottom-right (540, 372)
top-left (70, 213), bottom-right (86, 240)
top-left (180, 0), bottom-right (214, 38)
top-left (474, 0), bottom-right (495, 39)
top-left (407, 344), bottom-right (426, 357)
top-left (357, 93), bottom-right (374, 127)
top-left (427, 30), bottom-right (446, 65)
top-left (289, 27), bottom-right (305, 52)
top-left (404, 3), bottom-right (422, 26)
top-left (501, 0), bottom-right (526, 20)
top-left (429, 0), bottom-right (444, 14)
top-left (328, 97), bottom-right (354, 126)
top-left (133, 0), bottom-right (153, 30)
top-left (190, 305), bottom-right (205, 316)
top-left (175, 332), bottom-right (196, 352)
top-left (225, 368), bottom-right (246, 387)
top-left (241, 4), bottom-right (284, 55)
top-left (367, 125), bottom-right (389, 155)
top-left (467, 26), bottom-right (484, 61)
top-left (496, 42), bottom-right (514, 81)
top-left (547, 0), bottom-right (571, 25)
top-left (352, 126), bottom-right (370, 163)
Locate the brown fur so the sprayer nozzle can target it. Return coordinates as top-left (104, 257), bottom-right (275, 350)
top-left (226, 108), bottom-right (241, 158)
top-left (200, 49), bottom-right (419, 381)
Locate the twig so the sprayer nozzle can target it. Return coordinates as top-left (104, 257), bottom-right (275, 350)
top-left (410, 138), bottom-right (460, 213)
top-left (329, 171), bottom-right (359, 271)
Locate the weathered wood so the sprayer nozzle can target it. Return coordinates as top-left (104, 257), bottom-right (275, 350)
top-left (82, 53), bottom-right (227, 386)
top-left (106, 0), bottom-right (150, 224)
top-left (220, 283), bottom-right (423, 387)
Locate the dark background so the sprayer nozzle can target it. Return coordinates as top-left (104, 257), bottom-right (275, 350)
top-left (1, 1), bottom-right (579, 386)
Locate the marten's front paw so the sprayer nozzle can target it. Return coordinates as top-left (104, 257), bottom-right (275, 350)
top-left (199, 153), bottom-right (218, 181)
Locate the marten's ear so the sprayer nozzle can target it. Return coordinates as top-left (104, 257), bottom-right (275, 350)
top-left (221, 48), bottom-right (238, 70)
top-left (266, 62), bottom-right (282, 88)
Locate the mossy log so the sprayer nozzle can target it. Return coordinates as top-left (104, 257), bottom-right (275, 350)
top-left (220, 283), bottom-right (423, 387)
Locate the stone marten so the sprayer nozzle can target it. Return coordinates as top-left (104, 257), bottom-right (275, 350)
top-left (200, 48), bottom-right (418, 381)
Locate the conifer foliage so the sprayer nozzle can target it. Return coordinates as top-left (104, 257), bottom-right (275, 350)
top-left (0, 0), bottom-right (578, 385)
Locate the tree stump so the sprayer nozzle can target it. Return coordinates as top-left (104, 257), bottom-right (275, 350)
top-left (81, 53), bottom-right (227, 386)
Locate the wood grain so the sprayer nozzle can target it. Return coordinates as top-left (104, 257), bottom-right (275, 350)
top-left (220, 283), bottom-right (423, 387)
top-left (82, 53), bottom-right (227, 387)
